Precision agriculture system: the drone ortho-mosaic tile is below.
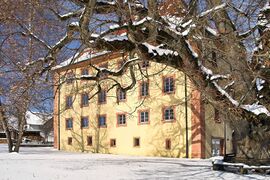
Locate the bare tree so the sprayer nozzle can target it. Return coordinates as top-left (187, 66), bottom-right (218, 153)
top-left (0, 0), bottom-right (55, 152)
top-left (0, 0), bottom-right (269, 163)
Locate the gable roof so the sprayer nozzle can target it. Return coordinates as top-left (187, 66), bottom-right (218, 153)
top-left (52, 49), bottom-right (110, 70)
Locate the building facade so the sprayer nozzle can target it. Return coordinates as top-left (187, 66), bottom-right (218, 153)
top-left (53, 50), bottom-right (232, 158)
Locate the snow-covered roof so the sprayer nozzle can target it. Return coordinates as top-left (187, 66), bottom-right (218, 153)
top-left (53, 50), bottom-right (110, 70)
top-left (26, 111), bottom-right (50, 125)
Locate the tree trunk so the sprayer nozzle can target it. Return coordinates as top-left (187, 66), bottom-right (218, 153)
top-left (13, 115), bottom-right (26, 153)
top-left (0, 104), bottom-right (13, 152)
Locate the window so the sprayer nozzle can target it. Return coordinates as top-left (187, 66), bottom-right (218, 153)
top-left (141, 60), bottom-right (150, 68)
top-left (163, 107), bottom-right (174, 121)
top-left (117, 88), bottom-right (126, 102)
top-left (98, 115), bottom-right (106, 127)
top-left (87, 136), bottom-right (92, 146)
top-left (140, 81), bottom-right (149, 97)
top-left (81, 68), bottom-right (89, 76)
top-left (81, 117), bottom-right (89, 128)
top-left (98, 89), bottom-right (106, 104)
top-left (165, 139), bottom-right (171, 150)
top-left (66, 96), bottom-right (73, 109)
top-left (68, 137), bottom-right (72, 145)
top-left (66, 118), bottom-right (73, 129)
top-left (133, 137), bottom-right (140, 147)
top-left (99, 63), bottom-right (108, 78)
top-left (81, 93), bottom-right (89, 107)
top-left (66, 72), bottom-right (74, 84)
top-left (163, 77), bottom-right (174, 93)
top-left (212, 138), bottom-right (224, 156)
top-left (139, 111), bottom-right (149, 124)
top-left (110, 139), bottom-right (116, 147)
top-left (117, 114), bottom-right (126, 126)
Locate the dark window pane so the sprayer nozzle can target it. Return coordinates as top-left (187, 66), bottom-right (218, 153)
top-left (81, 68), bottom-right (89, 76)
top-left (66, 72), bottom-right (74, 84)
top-left (81, 117), bottom-right (89, 128)
top-left (118, 114), bottom-right (126, 125)
top-left (140, 111), bottom-right (149, 123)
top-left (110, 139), bottom-right (116, 147)
top-left (66, 118), bottom-right (73, 129)
top-left (98, 90), bottom-right (106, 103)
top-left (117, 88), bottom-right (126, 101)
top-left (141, 82), bottom-right (149, 97)
top-left (81, 94), bottom-right (89, 106)
top-left (68, 137), bottom-right (72, 145)
top-left (165, 139), bottom-right (171, 150)
top-left (134, 138), bottom-right (140, 147)
top-left (164, 77), bottom-right (174, 93)
top-left (87, 136), bottom-right (92, 146)
top-left (66, 96), bottom-right (73, 109)
top-left (164, 107), bottom-right (174, 121)
top-left (99, 63), bottom-right (108, 78)
top-left (98, 116), bottom-right (106, 127)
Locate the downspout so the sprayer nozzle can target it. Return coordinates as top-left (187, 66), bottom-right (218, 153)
top-left (58, 72), bottom-right (61, 150)
top-left (224, 121), bottom-right (226, 156)
top-left (185, 74), bottom-right (189, 158)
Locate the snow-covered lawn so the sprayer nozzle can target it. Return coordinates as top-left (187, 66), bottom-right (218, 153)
top-left (0, 145), bottom-right (268, 180)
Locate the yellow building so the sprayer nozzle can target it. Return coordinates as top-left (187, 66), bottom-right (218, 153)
top-left (53, 50), bottom-right (233, 158)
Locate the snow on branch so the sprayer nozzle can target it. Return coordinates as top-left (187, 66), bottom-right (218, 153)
top-left (198, 3), bottom-right (227, 18)
top-left (213, 82), bottom-right (240, 106)
top-left (50, 8), bottom-right (85, 21)
top-left (224, 81), bottom-right (235, 90)
top-left (185, 40), bottom-right (198, 58)
top-left (256, 78), bottom-right (265, 91)
top-left (184, 39), bottom-right (270, 117)
top-left (205, 26), bottom-right (219, 36)
top-left (142, 43), bottom-right (179, 57)
top-left (132, 17), bottom-right (152, 26)
top-left (210, 74), bottom-right (230, 81)
top-left (258, 3), bottom-right (270, 30)
top-left (241, 104), bottom-right (270, 116)
top-left (161, 16), bottom-right (196, 37)
top-left (102, 33), bottom-right (128, 42)
top-left (96, 0), bottom-right (116, 5)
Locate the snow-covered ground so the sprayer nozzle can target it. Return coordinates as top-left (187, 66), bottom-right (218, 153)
top-left (0, 145), bottom-right (268, 180)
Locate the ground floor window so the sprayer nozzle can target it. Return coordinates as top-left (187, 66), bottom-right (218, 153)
top-left (110, 139), bottom-right (116, 147)
top-left (0, 133), bottom-right (6, 138)
top-left (68, 137), bottom-right (72, 145)
top-left (133, 137), bottom-right (140, 147)
top-left (87, 136), bottom-right (92, 146)
top-left (165, 139), bottom-right (171, 150)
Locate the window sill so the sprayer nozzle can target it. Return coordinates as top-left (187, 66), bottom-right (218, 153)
top-left (163, 91), bottom-right (175, 95)
top-left (162, 119), bottom-right (175, 123)
top-left (139, 122), bottom-right (150, 125)
top-left (99, 125), bottom-right (107, 128)
top-left (117, 124), bottom-right (127, 127)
